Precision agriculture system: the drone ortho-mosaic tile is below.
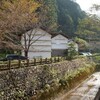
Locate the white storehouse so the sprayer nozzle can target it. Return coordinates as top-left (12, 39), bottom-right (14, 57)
top-left (21, 29), bottom-right (78, 58)
top-left (51, 34), bottom-right (69, 56)
top-left (21, 29), bottom-right (52, 59)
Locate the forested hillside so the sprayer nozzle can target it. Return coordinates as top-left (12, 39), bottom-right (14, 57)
top-left (56, 0), bottom-right (86, 36)
top-left (40, 0), bottom-right (86, 36)
top-left (37, 0), bottom-right (58, 31)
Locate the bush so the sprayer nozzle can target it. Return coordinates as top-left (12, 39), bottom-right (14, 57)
top-left (67, 43), bottom-right (78, 60)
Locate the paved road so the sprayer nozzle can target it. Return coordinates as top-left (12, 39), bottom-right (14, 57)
top-left (55, 72), bottom-right (100, 100)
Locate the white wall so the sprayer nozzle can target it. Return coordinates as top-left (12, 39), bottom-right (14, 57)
top-left (74, 43), bottom-right (78, 51)
top-left (29, 46), bottom-right (51, 52)
top-left (52, 34), bottom-right (78, 52)
top-left (52, 34), bottom-right (69, 49)
top-left (21, 29), bottom-right (51, 59)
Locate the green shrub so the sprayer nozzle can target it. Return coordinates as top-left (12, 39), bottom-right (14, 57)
top-left (67, 43), bottom-right (78, 60)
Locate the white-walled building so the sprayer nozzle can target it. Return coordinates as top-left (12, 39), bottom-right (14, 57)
top-left (21, 29), bottom-right (78, 58)
top-left (51, 34), bottom-right (69, 56)
top-left (21, 29), bottom-right (51, 59)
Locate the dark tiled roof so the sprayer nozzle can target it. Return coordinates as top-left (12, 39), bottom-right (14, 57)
top-left (51, 32), bottom-right (69, 39)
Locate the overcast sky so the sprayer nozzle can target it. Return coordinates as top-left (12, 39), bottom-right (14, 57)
top-left (76, 0), bottom-right (100, 14)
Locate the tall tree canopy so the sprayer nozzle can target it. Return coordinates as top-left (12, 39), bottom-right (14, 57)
top-left (76, 14), bottom-right (100, 52)
top-left (38, 0), bottom-right (85, 36)
top-left (0, 0), bottom-right (40, 49)
top-left (0, 0), bottom-right (85, 38)
top-left (56, 0), bottom-right (85, 36)
top-left (76, 15), bottom-right (100, 39)
top-left (38, 0), bottom-right (58, 32)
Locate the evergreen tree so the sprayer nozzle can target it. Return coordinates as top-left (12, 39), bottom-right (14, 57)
top-left (38, 0), bottom-right (58, 31)
top-left (56, 0), bottom-right (86, 36)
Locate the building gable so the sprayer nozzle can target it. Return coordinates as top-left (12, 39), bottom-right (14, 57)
top-left (52, 34), bottom-right (69, 50)
top-left (52, 34), bottom-right (68, 41)
top-left (21, 28), bottom-right (51, 59)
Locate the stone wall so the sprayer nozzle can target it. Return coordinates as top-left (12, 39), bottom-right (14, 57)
top-left (0, 58), bottom-right (94, 100)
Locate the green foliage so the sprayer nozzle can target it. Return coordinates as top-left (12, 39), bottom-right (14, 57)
top-left (0, 54), bottom-right (6, 58)
top-left (39, 0), bottom-right (86, 36)
top-left (95, 56), bottom-right (100, 61)
top-left (92, 54), bottom-right (100, 63)
top-left (61, 64), bottom-right (95, 86)
top-left (38, 61), bottom-right (96, 100)
top-left (13, 90), bottom-right (28, 100)
top-left (67, 43), bottom-right (78, 60)
top-left (76, 15), bottom-right (100, 38)
top-left (39, 0), bottom-right (58, 31)
top-left (57, 0), bottom-right (86, 36)
top-left (38, 65), bottom-right (58, 88)
top-left (76, 15), bottom-right (100, 52)
top-left (74, 37), bottom-right (89, 50)
top-left (0, 0), bottom-right (40, 51)
top-left (0, 0), bottom-right (89, 57)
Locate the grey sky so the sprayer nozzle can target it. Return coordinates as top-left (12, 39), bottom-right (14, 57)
top-left (76, 0), bottom-right (100, 15)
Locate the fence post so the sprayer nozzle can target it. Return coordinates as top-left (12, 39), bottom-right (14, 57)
top-left (58, 56), bottom-right (60, 62)
top-left (45, 58), bottom-right (47, 64)
top-left (54, 57), bottom-right (56, 63)
top-left (50, 58), bottom-right (52, 63)
top-left (27, 59), bottom-right (29, 67)
top-left (8, 60), bottom-right (11, 69)
top-left (18, 59), bottom-right (21, 68)
top-left (40, 58), bottom-right (42, 65)
top-left (34, 58), bottom-right (36, 66)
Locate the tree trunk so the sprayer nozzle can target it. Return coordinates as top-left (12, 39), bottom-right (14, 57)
top-left (24, 50), bottom-right (28, 57)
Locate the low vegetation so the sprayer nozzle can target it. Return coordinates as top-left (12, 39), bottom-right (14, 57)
top-left (0, 57), bottom-right (96, 100)
top-left (92, 53), bottom-right (100, 71)
top-left (31, 59), bottom-right (95, 100)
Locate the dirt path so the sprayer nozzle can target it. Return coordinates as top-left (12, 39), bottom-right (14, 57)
top-left (54, 72), bottom-right (100, 100)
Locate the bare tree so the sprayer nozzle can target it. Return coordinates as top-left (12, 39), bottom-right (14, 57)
top-left (21, 28), bottom-right (47, 57)
top-left (90, 4), bottom-right (100, 12)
